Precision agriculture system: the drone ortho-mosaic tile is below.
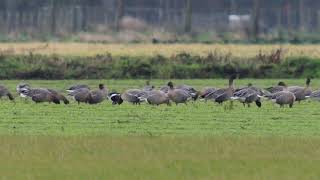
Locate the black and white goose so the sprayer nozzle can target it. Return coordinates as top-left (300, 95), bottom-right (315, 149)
top-left (109, 92), bottom-right (123, 105)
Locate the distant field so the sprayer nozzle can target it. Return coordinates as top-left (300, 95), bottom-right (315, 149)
top-left (1, 43), bottom-right (320, 57)
top-left (1, 79), bottom-right (320, 179)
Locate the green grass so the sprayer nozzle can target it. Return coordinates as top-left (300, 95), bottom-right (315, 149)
top-left (1, 79), bottom-right (320, 179)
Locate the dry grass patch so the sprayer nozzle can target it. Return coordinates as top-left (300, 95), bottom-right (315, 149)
top-left (1, 43), bottom-right (320, 58)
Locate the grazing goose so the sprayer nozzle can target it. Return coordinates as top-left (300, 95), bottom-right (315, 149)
top-left (18, 84), bottom-right (69, 104)
top-left (205, 75), bottom-right (237, 104)
top-left (87, 84), bottom-right (108, 104)
top-left (167, 82), bottom-right (192, 105)
top-left (266, 91), bottom-right (296, 108)
top-left (47, 89), bottom-right (70, 104)
top-left (20, 88), bottom-right (61, 104)
top-left (175, 84), bottom-right (199, 101)
top-left (109, 92), bottom-right (123, 105)
top-left (121, 89), bottom-right (149, 104)
top-left (146, 90), bottom-right (170, 106)
top-left (310, 90), bottom-right (320, 101)
top-left (265, 85), bottom-right (296, 108)
top-left (16, 83), bottom-right (69, 104)
top-left (200, 87), bottom-right (217, 99)
top-left (232, 86), bottom-right (262, 108)
top-left (288, 78), bottom-right (312, 102)
top-left (0, 85), bottom-right (14, 101)
top-left (71, 88), bottom-right (90, 104)
top-left (160, 83), bottom-right (199, 101)
top-left (143, 81), bottom-right (155, 91)
top-left (265, 82), bottom-right (286, 93)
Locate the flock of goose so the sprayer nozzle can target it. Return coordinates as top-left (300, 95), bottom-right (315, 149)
top-left (0, 76), bottom-right (320, 108)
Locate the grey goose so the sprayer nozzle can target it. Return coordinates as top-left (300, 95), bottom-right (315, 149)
top-left (205, 75), bottom-right (237, 104)
top-left (0, 85), bottom-right (14, 101)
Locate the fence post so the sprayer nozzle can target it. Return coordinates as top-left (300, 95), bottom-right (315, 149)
top-left (252, 0), bottom-right (260, 40)
top-left (115, 0), bottom-right (124, 32)
top-left (51, 0), bottom-right (57, 35)
top-left (184, 0), bottom-right (192, 33)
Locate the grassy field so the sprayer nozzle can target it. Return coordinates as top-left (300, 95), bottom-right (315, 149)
top-left (1, 79), bottom-right (320, 179)
top-left (1, 43), bottom-right (320, 58)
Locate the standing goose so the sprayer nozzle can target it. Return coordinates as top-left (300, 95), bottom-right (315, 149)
top-left (0, 85), bottom-right (14, 101)
top-left (167, 82), bottom-right (192, 105)
top-left (288, 78), bottom-right (312, 102)
top-left (87, 84), bottom-right (108, 104)
top-left (146, 90), bottom-right (170, 106)
top-left (205, 75), bottom-right (237, 104)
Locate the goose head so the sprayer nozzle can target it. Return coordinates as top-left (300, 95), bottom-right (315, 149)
top-left (99, 84), bottom-right (105, 90)
top-left (167, 82), bottom-right (174, 89)
top-left (277, 82), bottom-right (287, 87)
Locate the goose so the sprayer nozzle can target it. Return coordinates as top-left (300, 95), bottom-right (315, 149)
top-left (264, 86), bottom-right (296, 108)
top-left (16, 83), bottom-right (31, 97)
top-left (167, 82), bottom-right (192, 105)
top-left (310, 90), bottom-right (320, 101)
top-left (87, 84), bottom-right (108, 104)
top-left (0, 85), bottom-right (14, 101)
top-left (200, 87), bottom-right (217, 99)
top-left (232, 85), bottom-right (262, 108)
top-left (160, 83), bottom-right (199, 101)
top-left (175, 84), bottom-right (199, 101)
top-left (66, 84), bottom-right (90, 103)
top-left (265, 82), bottom-right (286, 93)
top-left (20, 88), bottom-right (61, 104)
top-left (47, 89), bottom-right (70, 104)
top-left (109, 92), bottom-right (123, 105)
top-left (18, 84), bottom-right (69, 104)
top-left (121, 89), bottom-right (149, 104)
top-left (72, 88), bottom-right (90, 104)
top-left (288, 78), bottom-right (312, 102)
top-left (205, 75), bottom-right (237, 104)
top-left (146, 90), bottom-right (170, 106)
